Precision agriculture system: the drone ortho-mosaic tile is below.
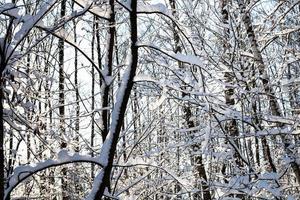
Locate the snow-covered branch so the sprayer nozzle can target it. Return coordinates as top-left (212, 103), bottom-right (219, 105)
top-left (5, 150), bottom-right (103, 199)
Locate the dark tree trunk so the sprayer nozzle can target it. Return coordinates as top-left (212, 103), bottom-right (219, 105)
top-left (93, 0), bottom-right (138, 198)
top-left (59, 0), bottom-right (68, 199)
top-left (73, 4), bottom-right (80, 154)
top-left (238, 0), bottom-right (300, 183)
top-left (221, 0), bottom-right (243, 168)
top-left (59, 0), bottom-right (66, 148)
top-left (169, 0), bottom-right (212, 199)
top-left (91, 16), bottom-right (96, 180)
top-left (101, 0), bottom-right (115, 142)
top-left (0, 77), bottom-right (4, 200)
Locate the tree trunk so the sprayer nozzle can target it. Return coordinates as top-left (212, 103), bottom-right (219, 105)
top-left (169, 0), bottom-right (211, 199)
top-left (73, 3), bottom-right (80, 154)
top-left (238, 0), bottom-right (300, 183)
top-left (93, 0), bottom-right (138, 198)
top-left (91, 16), bottom-right (96, 180)
top-left (101, 0), bottom-right (115, 142)
top-left (0, 76), bottom-right (4, 200)
top-left (59, 0), bottom-right (68, 198)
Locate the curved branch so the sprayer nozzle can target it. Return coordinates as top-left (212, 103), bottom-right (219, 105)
top-left (137, 44), bottom-right (207, 72)
top-left (74, 0), bottom-right (110, 20)
top-left (5, 150), bottom-right (103, 200)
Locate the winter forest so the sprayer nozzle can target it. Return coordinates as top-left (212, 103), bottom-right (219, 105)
top-left (1, 0), bottom-right (300, 199)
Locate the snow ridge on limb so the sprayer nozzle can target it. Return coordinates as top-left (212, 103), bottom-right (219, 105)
top-left (3, 0), bottom-right (57, 62)
top-left (3, 3), bottom-right (111, 87)
top-left (0, 3), bottom-right (18, 15)
top-left (74, 0), bottom-right (110, 20)
top-left (137, 2), bottom-right (172, 16)
top-left (137, 44), bottom-right (205, 69)
top-left (5, 150), bottom-right (104, 199)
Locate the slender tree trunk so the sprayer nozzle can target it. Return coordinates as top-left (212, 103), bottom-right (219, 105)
top-left (0, 75), bottom-right (4, 200)
top-left (7, 130), bottom-right (13, 177)
top-left (59, 0), bottom-right (66, 148)
top-left (26, 52), bottom-right (31, 164)
top-left (73, 3), bottom-right (80, 154)
top-left (71, 2), bottom-right (81, 197)
top-left (59, 0), bottom-right (68, 198)
top-left (43, 40), bottom-right (56, 199)
top-left (91, 16), bottom-right (96, 180)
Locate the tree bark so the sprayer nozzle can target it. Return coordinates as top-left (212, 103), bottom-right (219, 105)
top-left (238, 0), bottom-right (300, 183)
top-left (101, 0), bottom-right (115, 142)
top-left (169, 0), bottom-right (211, 199)
top-left (0, 75), bottom-right (4, 200)
top-left (73, 3), bottom-right (80, 153)
top-left (91, 16), bottom-right (96, 180)
top-left (93, 0), bottom-right (138, 198)
top-left (221, 0), bottom-right (243, 169)
top-left (59, 0), bottom-right (68, 198)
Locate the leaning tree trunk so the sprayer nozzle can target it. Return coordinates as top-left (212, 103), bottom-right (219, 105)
top-left (92, 0), bottom-right (138, 198)
top-left (238, 0), bottom-right (300, 183)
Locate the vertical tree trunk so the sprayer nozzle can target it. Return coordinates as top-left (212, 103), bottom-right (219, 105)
top-left (59, 0), bottom-right (67, 198)
top-left (221, 0), bottom-right (243, 169)
top-left (59, 0), bottom-right (66, 148)
top-left (7, 130), bottom-right (13, 179)
top-left (220, 2), bottom-right (249, 199)
top-left (250, 70), bottom-right (276, 172)
top-left (73, 3), bottom-right (79, 154)
top-left (26, 52), bottom-right (31, 165)
top-left (169, 0), bottom-right (211, 199)
top-left (91, 16), bottom-right (96, 180)
top-left (44, 38), bottom-right (56, 199)
top-left (101, 0), bottom-right (115, 142)
top-left (25, 46), bottom-right (32, 198)
top-left (72, 2), bottom-right (81, 197)
top-left (0, 75), bottom-right (4, 200)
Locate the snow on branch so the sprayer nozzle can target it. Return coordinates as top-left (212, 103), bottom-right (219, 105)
top-left (0, 3), bottom-right (18, 15)
top-left (137, 3), bottom-right (172, 17)
top-left (137, 44), bottom-right (204, 68)
top-left (2, 0), bottom-right (57, 62)
top-left (74, 0), bottom-right (110, 20)
top-left (5, 150), bottom-right (103, 199)
top-left (84, 170), bottom-right (119, 200)
top-left (134, 74), bottom-right (158, 83)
